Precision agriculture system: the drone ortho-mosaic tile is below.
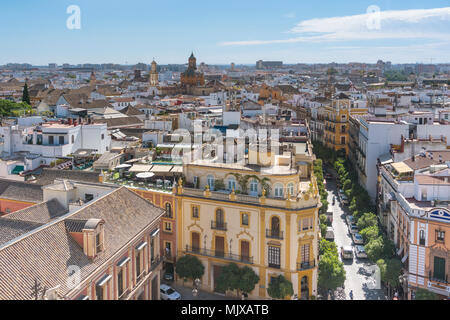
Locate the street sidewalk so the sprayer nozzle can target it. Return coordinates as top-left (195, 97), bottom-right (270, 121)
top-left (162, 281), bottom-right (239, 300)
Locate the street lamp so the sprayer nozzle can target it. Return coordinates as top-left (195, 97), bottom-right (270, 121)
top-left (192, 278), bottom-right (201, 297)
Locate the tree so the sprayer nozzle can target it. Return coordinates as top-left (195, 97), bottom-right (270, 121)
top-left (343, 179), bottom-right (352, 191)
top-left (365, 236), bottom-right (385, 262)
top-left (360, 225), bottom-right (379, 243)
top-left (214, 179), bottom-right (225, 191)
top-left (384, 258), bottom-right (403, 288)
top-left (175, 255), bottom-right (205, 285)
top-left (267, 275), bottom-right (294, 299)
top-left (318, 252), bottom-right (346, 291)
top-left (319, 214), bottom-right (328, 237)
top-left (22, 83), bottom-right (30, 105)
top-left (319, 238), bottom-right (338, 256)
top-left (357, 212), bottom-right (378, 230)
top-left (239, 266), bottom-right (260, 295)
top-left (415, 288), bottom-right (438, 300)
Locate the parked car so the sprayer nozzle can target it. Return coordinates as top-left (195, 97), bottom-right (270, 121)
top-left (325, 211), bottom-right (333, 224)
top-left (341, 246), bottom-right (354, 260)
top-left (340, 194), bottom-right (349, 205)
top-left (346, 215), bottom-right (354, 225)
top-left (163, 265), bottom-right (174, 281)
top-left (348, 223), bottom-right (359, 234)
top-left (325, 173), bottom-right (333, 180)
top-left (325, 227), bottom-right (335, 241)
top-left (352, 233), bottom-right (364, 244)
top-left (355, 245), bottom-right (368, 258)
top-left (160, 284), bottom-right (181, 300)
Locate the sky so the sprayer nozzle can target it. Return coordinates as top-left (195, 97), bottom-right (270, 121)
top-left (0, 0), bottom-right (449, 65)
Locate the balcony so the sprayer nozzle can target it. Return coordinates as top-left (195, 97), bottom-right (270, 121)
top-left (266, 229), bottom-right (284, 240)
top-left (211, 220), bottom-right (227, 231)
top-left (185, 245), bottom-right (254, 264)
top-left (429, 271), bottom-right (448, 284)
top-left (268, 263), bottom-right (281, 269)
top-left (297, 260), bottom-right (316, 271)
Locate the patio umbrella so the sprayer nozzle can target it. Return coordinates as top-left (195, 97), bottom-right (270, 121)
top-left (136, 172), bottom-right (155, 179)
top-left (115, 164), bottom-right (132, 170)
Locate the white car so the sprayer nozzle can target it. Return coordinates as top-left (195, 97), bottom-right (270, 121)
top-left (355, 245), bottom-right (368, 259)
top-left (352, 233), bottom-right (364, 245)
top-left (160, 284), bottom-right (181, 300)
top-left (341, 246), bottom-right (354, 260)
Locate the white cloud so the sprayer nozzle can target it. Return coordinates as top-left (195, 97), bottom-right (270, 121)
top-left (219, 7), bottom-right (450, 46)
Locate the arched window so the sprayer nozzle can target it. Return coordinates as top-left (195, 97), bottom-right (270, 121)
top-left (227, 176), bottom-right (236, 191)
top-left (274, 183), bottom-right (284, 198)
top-left (287, 183), bottom-right (294, 196)
top-left (165, 203), bottom-right (172, 218)
top-left (419, 230), bottom-right (425, 245)
top-left (207, 175), bottom-right (215, 190)
top-left (249, 179), bottom-right (258, 196)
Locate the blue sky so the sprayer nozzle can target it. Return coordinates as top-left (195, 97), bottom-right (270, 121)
top-left (1, 0), bottom-right (449, 65)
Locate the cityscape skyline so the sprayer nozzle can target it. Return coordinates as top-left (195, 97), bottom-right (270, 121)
top-left (1, 0), bottom-right (449, 65)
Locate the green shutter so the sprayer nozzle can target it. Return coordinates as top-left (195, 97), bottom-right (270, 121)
top-left (433, 257), bottom-right (446, 281)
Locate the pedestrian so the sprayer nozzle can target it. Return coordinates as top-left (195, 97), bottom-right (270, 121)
top-left (349, 290), bottom-right (353, 300)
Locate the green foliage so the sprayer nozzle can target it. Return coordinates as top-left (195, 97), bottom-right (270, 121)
top-left (384, 70), bottom-right (408, 81)
top-left (215, 263), bottom-right (259, 295)
top-left (384, 258), bottom-right (403, 287)
top-left (0, 99), bottom-right (32, 117)
top-left (343, 179), bottom-right (352, 191)
top-left (357, 212), bottom-right (378, 230)
top-left (238, 266), bottom-right (260, 294)
top-left (360, 225), bottom-right (379, 243)
top-left (365, 236), bottom-right (385, 262)
top-left (267, 275), bottom-right (294, 299)
top-left (318, 252), bottom-right (346, 291)
top-left (22, 83), bottom-right (30, 105)
top-left (319, 238), bottom-right (338, 256)
top-left (415, 288), bottom-right (438, 300)
top-left (175, 255), bottom-right (205, 283)
top-left (214, 179), bottom-right (226, 191)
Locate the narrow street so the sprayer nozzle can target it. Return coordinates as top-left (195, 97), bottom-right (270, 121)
top-left (325, 178), bottom-right (386, 300)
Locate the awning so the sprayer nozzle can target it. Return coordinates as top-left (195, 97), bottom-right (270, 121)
top-left (397, 246), bottom-right (403, 256)
top-left (97, 274), bottom-right (112, 287)
top-left (117, 257), bottom-right (131, 267)
top-left (379, 153), bottom-right (393, 165)
top-left (150, 228), bottom-right (160, 237)
top-left (129, 164), bottom-right (152, 172)
top-left (11, 165), bottom-right (24, 175)
top-left (151, 165), bottom-right (173, 173)
top-left (136, 241), bottom-right (148, 251)
top-left (170, 166), bottom-right (183, 173)
top-left (401, 253), bottom-right (409, 263)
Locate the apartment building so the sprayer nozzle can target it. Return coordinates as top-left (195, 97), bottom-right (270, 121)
top-left (0, 180), bottom-right (164, 300)
top-left (377, 152), bottom-right (450, 299)
top-left (174, 142), bottom-right (320, 299)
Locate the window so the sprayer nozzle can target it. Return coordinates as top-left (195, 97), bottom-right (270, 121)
top-left (301, 217), bottom-right (312, 231)
top-left (96, 285), bottom-right (104, 300)
top-left (436, 230), bottom-right (445, 242)
top-left (419, 230), bottom-right (426, 246)
top-left (268, 246), bottom-right (281, 268)
top-left (341, 136), bottom-right (346, 145)
top-left (101, 134), bottom-right (105, 140)
top-left (164, 222), bottom-right (172, 233)
top-left (59, 136), bottom-right (65, 145)
top-left (85, 194), bottom-right (94, 202)
top-left (274, 184), bottom-right (284, 198)
top-left (165, 241), bottom-right (172, 258)
top-left (249, 179), bottom-right (258, 195)
top-left (207, 175), bottom-right (214, 190)
top-left (165, 203), bottom-right (172, 218)
top-left (193, 176), bottom-right (199, 188)
top-left (192, 206), bottom-right (199, 219)
top-left (117, 268), bottom-right (124, 297)
top-left (287, 183), bottom-right (294, 196)
top-left (433, 256), bottom-right (446, 281)
top-left (136, 252), bottom-right (141, 279)
top-left (301, 244), bottom-right (310, 263)
top-left (227, 177), bottom-right (236, 191)
top-left (96, 233), bottom-right (102, 253)
top-left (241, 213), bottom-right (249, 227)
top-left (71, 135), bottom-right (74, 143)
top-left (48, 136), bottom-right (54, 145)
